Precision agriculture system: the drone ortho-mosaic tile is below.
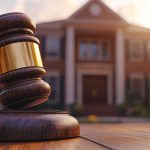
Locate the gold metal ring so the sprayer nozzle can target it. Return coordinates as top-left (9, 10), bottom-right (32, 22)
top-left (0, 42), bottom-right (43, 74)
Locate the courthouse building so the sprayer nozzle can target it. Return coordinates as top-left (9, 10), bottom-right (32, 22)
top-left (36, 0), bottom-right (150, 115)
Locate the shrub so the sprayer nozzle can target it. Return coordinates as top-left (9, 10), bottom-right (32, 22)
top-left (70, 103), bottom-right (84, 116)
top-left (117, 102), bottom-right (149, 117)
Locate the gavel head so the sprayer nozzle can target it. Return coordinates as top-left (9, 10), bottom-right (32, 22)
top-left (0, 13), bottom-right (51, 109)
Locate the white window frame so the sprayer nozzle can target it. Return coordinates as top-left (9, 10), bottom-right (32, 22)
top-left (78, 39), bottom-right (110, 61)
top-left (79, 41), bottom-right (89, 59)
top-left (45, 71), bottom-right (60, 104)
top-left (129, 40), bottom-right (144, 62)
top-left (129, 74), bottom-right (145, 99)
top-left (46, 36), bottom-right (61, 60)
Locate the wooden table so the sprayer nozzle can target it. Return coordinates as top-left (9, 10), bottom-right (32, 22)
top-left (0, 124), bottom-right (150, 150)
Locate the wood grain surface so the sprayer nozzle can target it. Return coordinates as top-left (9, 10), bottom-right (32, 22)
top-left (81, 124), bottom-right (150, 150)
top-left (0, 138), bottom-right (107, 150)
top-left (0, 123), bottom-right (150, 150)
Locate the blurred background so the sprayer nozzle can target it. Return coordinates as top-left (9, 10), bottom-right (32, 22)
top-left (1, 0), bottom-right (150, 123)
top-left (1, 0), bottom-right (150, 27)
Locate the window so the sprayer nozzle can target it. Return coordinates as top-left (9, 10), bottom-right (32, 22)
top-left (45, 73), bottom-right (60, 103)
top-left (148, 76), bottom-right (150, 94)
top-left (89, 42), bottom-right (100, 59)
top-left (79, 41), bottom-right (88, 59)
top-left (79, 40), bottom-right (110, 61)
top-left (129, 74), bottom-right (145, 100)
top-left (46, 36), bottom-right (61, 59)
top-left (129, 40), bottom-right (144, 61)
top-left (147, 75), bottom-right (150, 101)
top-left (101, 41), bottom-right (109, 61)
top-left (146, 41), bottom-right (150, 60)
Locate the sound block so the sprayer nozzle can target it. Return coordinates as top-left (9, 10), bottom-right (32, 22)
top-left (0, 111), bottom-right (80, 141)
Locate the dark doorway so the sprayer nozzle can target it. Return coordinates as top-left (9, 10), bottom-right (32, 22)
top-left (83, 75), bottom-right (108, 105)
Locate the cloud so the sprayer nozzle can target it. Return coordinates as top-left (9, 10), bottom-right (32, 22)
top-left (104, 0), bottom-right (150, 27)
top-left (0, 0), bottom-right (82, 23)
top-left (0, 0), bottom-right (150, 27)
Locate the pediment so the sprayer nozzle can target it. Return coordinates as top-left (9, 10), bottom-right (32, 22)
top-left (68, 0), bottom-right (126, 24)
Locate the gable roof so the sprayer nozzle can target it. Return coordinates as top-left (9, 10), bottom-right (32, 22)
top-left (37, 0), bottom-right (150, 30)
top-left (67, 0), bottom-right (127, 25)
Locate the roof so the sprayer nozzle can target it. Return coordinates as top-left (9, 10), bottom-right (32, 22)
top-left (37, 19), bottom-right (65, 29)
top-left (67, 0), bottom-right (127, 24)
top-left (37, 0), bottom-right (150, 31)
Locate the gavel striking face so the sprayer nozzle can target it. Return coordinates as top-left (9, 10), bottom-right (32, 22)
top-left (0, 13), bottom-right (51, 109)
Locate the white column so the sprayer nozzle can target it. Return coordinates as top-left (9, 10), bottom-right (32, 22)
top-left (115, 29), bottom-right (125, 105)
top-left (65, 26), bottom-right (75, 106)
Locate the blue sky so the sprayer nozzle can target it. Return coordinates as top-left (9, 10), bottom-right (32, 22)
top-left (0, 0), bottom-right (149, 27)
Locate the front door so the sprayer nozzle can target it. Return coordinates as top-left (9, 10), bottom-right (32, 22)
top-left (83, 75), bottom-right (107, 105)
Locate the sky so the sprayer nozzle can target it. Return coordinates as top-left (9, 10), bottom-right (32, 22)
top-left (0, 0), bottom-right (150, 27)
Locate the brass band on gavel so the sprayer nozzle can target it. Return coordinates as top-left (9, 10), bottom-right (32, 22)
top-left (0, 41), bottom-right (43, 74)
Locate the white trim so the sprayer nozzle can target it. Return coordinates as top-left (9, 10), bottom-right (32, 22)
top-left (45, 71), bottom-right (60, 104)
top-left (67, 19), bottom-right (126, 25)
top-left (115, 29), bottom-right (125, 105)
top-left (77, 69), bottom-right (113, 106)
top-left (77, 63), bottom-right (113, 70)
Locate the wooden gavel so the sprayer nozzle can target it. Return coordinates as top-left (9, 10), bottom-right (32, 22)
top-left (0, 13), bottom-right (79, 141)
top-left (0, 12), bottom-right (51, 109)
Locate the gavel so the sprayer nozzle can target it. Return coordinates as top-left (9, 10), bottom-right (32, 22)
top-left (0, 13), bottom-right (79, 141)
top-left (0, 13), bottom-right (51, 109)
